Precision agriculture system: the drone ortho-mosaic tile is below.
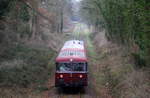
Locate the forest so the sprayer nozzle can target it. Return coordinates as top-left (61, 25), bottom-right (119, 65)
top-left (79, 0), bottom-right (150, 97)
top-left (0, 0), bottom-right (149, 98)
top-left (0, 0), bottom-right (71, 88)
top-left (80, 0), bottom-right (150, 67)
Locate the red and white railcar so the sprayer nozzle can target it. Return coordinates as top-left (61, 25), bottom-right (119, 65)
top-left (55, 40), bottom-right (88, 87)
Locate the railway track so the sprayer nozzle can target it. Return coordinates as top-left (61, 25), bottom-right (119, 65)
top-left (43, 72), bottom-right (86, 98)
top-left (57, 87), bottom-right (84, 98)
top-left (43, 73), bottom-right (92, 98)
top-left (44, 86), bottom-right (84, 98)
top-left (56, 92), bottom-right (83, 98)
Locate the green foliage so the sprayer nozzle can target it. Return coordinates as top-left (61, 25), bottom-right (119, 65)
top-left (0, 44), bottom-right (56, 87)
top-left (19, 3), bottom-right (30, 22)
top-left (132, 51), bottom-right (147, 67)
top-left (0, 0), bottom-right (32, 41)
top-left (0, 0), bottom-right (19, 19)
top-left (17, 24), bottom-right (32, 38)
top-left (0, 0), bottom-right (11, 18)
top-left (80, 0), bottom-right (150, 67)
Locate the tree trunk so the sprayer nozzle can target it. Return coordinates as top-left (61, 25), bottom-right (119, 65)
top-left (60, 10), bottom-right (63, 33)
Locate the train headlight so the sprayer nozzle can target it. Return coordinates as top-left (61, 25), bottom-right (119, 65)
top-left (79, 75), bottom-right (83, 78)
top-left (60, 74), bottom-right (63, 78)
top-left (70, 59), bottom-right (73, 62)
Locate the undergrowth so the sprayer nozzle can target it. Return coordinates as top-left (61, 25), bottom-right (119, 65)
top-left (0, 43), bottom-right (56, 87)
top-left (88, 32), bottom-right (150, 98)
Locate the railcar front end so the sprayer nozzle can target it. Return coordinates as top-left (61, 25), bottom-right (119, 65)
top-left (55, 40), bottom-right (88, 87)
top-left (55, 60), bottom-right (88, 87)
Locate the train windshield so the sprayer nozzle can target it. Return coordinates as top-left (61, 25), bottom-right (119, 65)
top-left (57, 62), bottom-right (87, 72)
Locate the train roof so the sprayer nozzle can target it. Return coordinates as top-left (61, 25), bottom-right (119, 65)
top-left (56, 40), bottom-right (87, 62)
top-left (61, 40), bottom-right (84, 51)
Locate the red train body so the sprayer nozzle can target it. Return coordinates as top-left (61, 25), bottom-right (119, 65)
top-left (55, 40), bottom-right (88, 87)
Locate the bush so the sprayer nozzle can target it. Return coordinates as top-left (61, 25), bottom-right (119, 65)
top-left (0, 44), bottom-right (56, 87)
top-left (0, 0), bottom-right (11, 18)
top-left (80, 0), bottom-right (150, 67)
top-left (132, 52), bottom-right (146, 68)
top-left (19, 2), bottom-right (30, 22)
